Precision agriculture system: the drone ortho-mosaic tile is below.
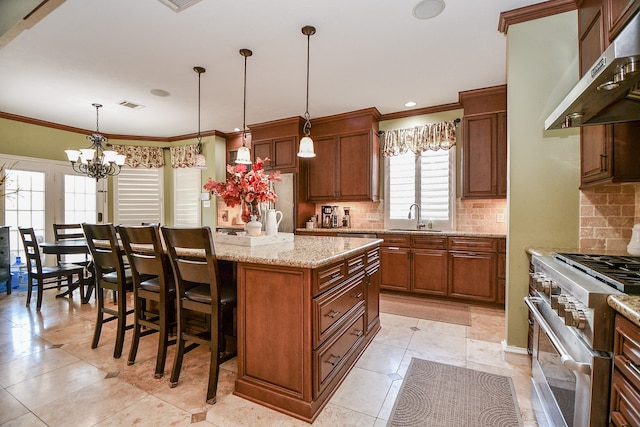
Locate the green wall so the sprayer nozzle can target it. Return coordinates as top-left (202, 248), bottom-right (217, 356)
top-left (505, 12), bottom-right (581, 348)
top-left (0, 117), bottom-right (225, 226)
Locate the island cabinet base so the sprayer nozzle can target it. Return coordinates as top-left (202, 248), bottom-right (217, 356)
top-left (234, 246), bottom-right (380, 423)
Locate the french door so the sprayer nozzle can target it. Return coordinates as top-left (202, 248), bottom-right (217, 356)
top-left (0, 154), bottom-right (106, 265)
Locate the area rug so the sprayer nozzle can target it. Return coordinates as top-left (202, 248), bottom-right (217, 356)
top-left (387, 358), bottom-right (523, 427)
top-left (379, 293), bottom-right (471, 326)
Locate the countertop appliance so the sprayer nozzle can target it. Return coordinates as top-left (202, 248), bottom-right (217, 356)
top-left (525, 252), bottom-right (638, 426)
top-left (545, 11), bottom-right (640, 129)
top-left (321, 206), bottom-right (333, 228)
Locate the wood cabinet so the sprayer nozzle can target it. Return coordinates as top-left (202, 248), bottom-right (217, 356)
top-left (378, 232), bottom-right (505, 305)
top-left (0, 226), bottom-right (9, 294)
top-left (447, 237), bottom-right (497, 302)
top-left (610, 314), bottom-right (640, 427)
top-left (248, 116), bottom-right (304, 173)
top-left (578, 0), bottom-right (640, 187)
top-left (459, 86), bottom-right (507, 199)
top-left (304, 108), bottom-right (381, 203)
top-left (379, 234), bottom-right (411, 291)
top-left (306, 130), bottom-right (379, 201)
top-left (235, 244), bottom-right (380, 423)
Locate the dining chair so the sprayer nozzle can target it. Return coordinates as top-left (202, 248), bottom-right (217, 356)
top-left (160, 226), bottom-right (237, 404)
top-left (52, 223), bottom-right (91, 287)
top-left (117, 224), bottom-right (176, 378)
top-left (18, 227), bottom-right (85, 311)
top-left (82, 223), bottom-right (134, 359)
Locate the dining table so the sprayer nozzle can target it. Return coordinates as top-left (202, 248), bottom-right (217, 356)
top-left (40, 238), bottom-right (94, 302)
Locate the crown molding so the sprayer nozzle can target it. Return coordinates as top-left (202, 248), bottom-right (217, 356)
top-left (498, 0), bottom-right (577, 34)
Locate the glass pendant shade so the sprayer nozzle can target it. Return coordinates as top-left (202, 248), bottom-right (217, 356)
top-left (236, 145), bottom-right (252, 164)
top-left (192, 153), bottom-right (207, 169)
top-left (298, 136), bottom-right (316, 158)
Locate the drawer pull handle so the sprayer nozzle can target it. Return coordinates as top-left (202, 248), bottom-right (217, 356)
top-left (352, 329), bottom-right (363, 337)
top-left (388, 246), bottom-right (400, 250)
top-left (329, 272), bottom-right (341, 280)
top-left (326, 354), bottom-right (341, 366)
top-left (327, 310), bottom-right (341, 319)
top-left (353, 262), bottom-right (364, 269)
top-left (352, 292), bottom-right (363, 299)
top-left (627, 360), bottom-right (640, 377)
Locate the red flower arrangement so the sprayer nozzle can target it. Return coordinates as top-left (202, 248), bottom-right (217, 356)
top-left (203, 157), bottom-right (281, 222)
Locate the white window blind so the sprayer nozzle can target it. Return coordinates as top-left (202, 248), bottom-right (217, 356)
top-left (385, 148), bottom-right (455, 229)
top-left (173, 168), bottom-right (201, 227)
top-left (113, 166), bottom-right (163, 225)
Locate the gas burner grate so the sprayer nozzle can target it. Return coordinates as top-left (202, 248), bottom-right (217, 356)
top-left (555, 253), bottom-right (640, 294)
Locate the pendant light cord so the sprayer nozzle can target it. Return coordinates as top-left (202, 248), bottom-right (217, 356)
top-left (243, 52), bottom-right (247, 146)
top-left (304, 30), bottom-right (311, 136)
top-left (197, 70), bottom-right (202, 146)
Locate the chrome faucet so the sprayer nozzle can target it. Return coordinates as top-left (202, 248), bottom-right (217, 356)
top-left (408, 203), bottom-right (426, 229)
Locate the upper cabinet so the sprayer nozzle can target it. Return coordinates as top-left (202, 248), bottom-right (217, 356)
top-left (459, 85), bottom-right (507, 199)
top-left (578, 0), bottom-right (640, 187)
top-left (305, 108), bottom-right (381, 202)
top-left (249, 117), bottom-right (304, 173)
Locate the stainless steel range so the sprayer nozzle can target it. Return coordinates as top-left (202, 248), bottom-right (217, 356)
top-left (525, 252), bottom-right (637, 427)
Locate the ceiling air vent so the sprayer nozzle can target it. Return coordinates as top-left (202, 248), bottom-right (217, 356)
top-left (157, 0), bottom-right (202, 12)
top-left (118, 100), bottom-right (145, 110)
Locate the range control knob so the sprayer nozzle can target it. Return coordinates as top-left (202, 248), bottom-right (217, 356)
top-left (560, 301), bottom-right (575, 318)
top-left (549, 281), bottom-right (561, 296)
top-left (555, 296), bottom-right (568, 313)
top-left (565, 309), bottom-right (587, 329)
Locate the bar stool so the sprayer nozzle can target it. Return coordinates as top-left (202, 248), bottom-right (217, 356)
top-left (82, 223), bottom-right (134, 359)
top-left (117, 224), bottom-right (176, 378)
top-left (160, 226), bottom-right (237, 404)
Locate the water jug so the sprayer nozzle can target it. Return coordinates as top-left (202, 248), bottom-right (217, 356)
top-left (628, 224), bottom-right (640, 255)
top-left (265, 209), bottom-right (283, 236)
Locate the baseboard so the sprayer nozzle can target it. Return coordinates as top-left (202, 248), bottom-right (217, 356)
top-left (501, 340), bottom-right (531, 366)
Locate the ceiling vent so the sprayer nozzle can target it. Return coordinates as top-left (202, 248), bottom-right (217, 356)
top-left (157, 0), bottom-right (202, 12)
top-left (118, 100), bottom-right (145, 110)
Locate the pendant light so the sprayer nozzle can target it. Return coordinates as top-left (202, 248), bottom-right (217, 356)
top-left (298, 25), bottom-right (316, 158)
top-left (192, 66), bottom-right (207, 169)
top-left (235, 49), bottom-right (253, 165)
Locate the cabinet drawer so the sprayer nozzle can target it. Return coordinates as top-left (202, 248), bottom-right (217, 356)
top-left (313, 308), bottom-right (365, 397)
top-left (448, 237), bottom-right (497, 252)
top-left (611, 368), bottom-right (640, 427)
top-left (380, 234), bottom-right (410, 247)
top-left (347, 254), bottom-right (365, 276)
top-left (411, 235), bottom-right (447, 249)
top-left (614, 315), bottom-right (640, 391)
top-left (315, 261), bottom-right (346, 295)
top-left (313, 272), bottom-right (365, 347)
top-left (366, 248), bottom-right (380, 265)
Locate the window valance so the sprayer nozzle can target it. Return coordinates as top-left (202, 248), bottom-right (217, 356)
top-left (112, 145), bottom-right (165, 168)
top-left (382, 120), bottom-right (458, 157)
top-left (169, 144), bottom-right (200, 168)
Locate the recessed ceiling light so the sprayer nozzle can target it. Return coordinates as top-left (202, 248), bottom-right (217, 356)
top-left (405, 101), bottom-right (417, 107)
top-left (150, 89), bottom-right (171, 97)
top-left (413, 0), bottom-right (445, 20)
top-left (234, 127), bottom-right (241, 132)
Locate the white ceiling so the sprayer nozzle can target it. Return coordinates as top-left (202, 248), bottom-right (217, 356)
top-left (0, 0), bottom-right (546, 138)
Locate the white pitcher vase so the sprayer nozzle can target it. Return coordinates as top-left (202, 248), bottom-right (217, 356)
top-left (265, 209), bottom-right (283, 236)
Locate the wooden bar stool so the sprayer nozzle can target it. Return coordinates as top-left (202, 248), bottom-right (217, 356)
top-left (117, 224), bottom-right (176, 378)
top-left (160, 226), bottom-right (237, 404)
top-left (82, 223), bottom-right (134, 359)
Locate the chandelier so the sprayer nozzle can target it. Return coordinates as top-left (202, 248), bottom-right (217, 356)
top-left (65, 103), bottom-right (125, 181)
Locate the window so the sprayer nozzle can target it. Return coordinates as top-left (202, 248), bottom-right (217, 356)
top-left (384, 148), bottom-right (455, 230)
top-left (113, 166), bottom-right (164, 226)
top-left (173, 167), bottom-right (201, 227)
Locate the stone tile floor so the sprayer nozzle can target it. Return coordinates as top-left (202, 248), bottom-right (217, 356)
top-left (0, 288), bottom-right (537, 426)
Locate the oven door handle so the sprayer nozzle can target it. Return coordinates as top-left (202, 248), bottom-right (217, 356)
top-left (524, 296), bottom-right (592, 376)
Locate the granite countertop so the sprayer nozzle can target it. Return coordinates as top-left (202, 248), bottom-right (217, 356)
top-left (608, 294), bottom-right (640, 328)
top-left (212, 235), bottom-right (383, 269)
top-left (296, 228), bottom-right (505, 238)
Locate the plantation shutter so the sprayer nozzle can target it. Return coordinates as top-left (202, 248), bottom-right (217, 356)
top-left (112, 166), bottom-right (163, 225)
top-left (173, 167), bottom-right (201, 227)
top-left (420, 150), bottom-right (450, 220)
top-left (388, 152), bottom-right (416, 220)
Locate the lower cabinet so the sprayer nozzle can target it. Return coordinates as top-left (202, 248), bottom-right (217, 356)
top-left (379, 233), bottom-right (504, 305)
top-left (610, 314), bottom-right (640, 427)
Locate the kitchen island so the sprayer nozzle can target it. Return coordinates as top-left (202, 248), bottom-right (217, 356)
top-left (214, 235), bottom-right (382, 423)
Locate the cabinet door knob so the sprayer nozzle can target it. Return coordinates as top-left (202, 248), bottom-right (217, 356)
top-left (600, 154), bottom-right (607, 172)
top-left (326, 354), bottom-right (341, 366)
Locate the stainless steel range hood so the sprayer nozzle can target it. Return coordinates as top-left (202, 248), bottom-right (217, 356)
top-left (545, 12), bottom-right (640, 130)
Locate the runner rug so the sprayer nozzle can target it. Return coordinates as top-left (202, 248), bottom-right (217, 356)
top-left (387, 358), bottom-right (523, 427)
top-left (379, 293), bottom-right (471, 326)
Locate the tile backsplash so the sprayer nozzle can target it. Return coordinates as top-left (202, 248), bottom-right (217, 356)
top-left (580, 183), bottom-right (639, 252)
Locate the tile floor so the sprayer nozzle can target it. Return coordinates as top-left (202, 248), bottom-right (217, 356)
top-left (0, 288), bottom-right (538, 426)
